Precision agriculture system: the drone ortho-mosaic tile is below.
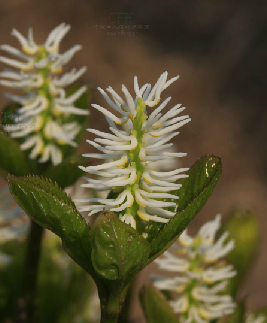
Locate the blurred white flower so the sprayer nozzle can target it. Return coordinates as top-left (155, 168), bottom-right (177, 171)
top-left (246, 314), bottom-right (266, 323)
top-left (0, 23), bottom-right (88, 166)
top-left (65, 179), bottom-right (93, 220)
top-left (0, 186), bottom-right (28, 266)
top-left (153, 215), bottom-right (237, 323)
top-left (85, 288), bottom-right (101, 323)
top-left (76, 71), bottom-right (190, 229)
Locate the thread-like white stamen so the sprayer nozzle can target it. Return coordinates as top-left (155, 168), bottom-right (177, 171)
top-left (0, 24), bottom-right (87, 166)
top-left (153, 215), bottom-right (237, 323)
top-left (80, 72), bottom-right (190, 228)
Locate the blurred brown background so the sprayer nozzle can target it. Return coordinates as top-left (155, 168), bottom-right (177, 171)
top-left (0, 0), bottom-right (266, 322)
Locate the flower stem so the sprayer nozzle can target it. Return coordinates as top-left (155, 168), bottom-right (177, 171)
top-left (100, 285), bottom-right (129, 323)
top-left (18, 220), bottom-right (44, 322)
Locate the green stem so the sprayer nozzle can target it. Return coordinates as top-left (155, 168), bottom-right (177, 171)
top-left (18, 220), bottom-right (44, 322)
top-left (100, 285), bottom-right (129, 323)
top-left (118, 280), bottom-right (135, 323)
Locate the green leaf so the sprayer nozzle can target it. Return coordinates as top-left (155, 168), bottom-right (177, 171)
top-left (223, 209), bottom-right (260, 275)
top-left (228, 301), bottom-right (246, 323)
top-left (91, 212), bottom-right (150, 286)
top-left (140, 285), bottom-right (178, 323)
top-left (43, 155), bottom-right (88, 189)
top-left (145, 221), bottom-right (165, 243)
top-left (148, 155), bottom-right (222, 262)
top-left (221, 209), bottom-right (260, 297)
top-left (7, 174), bottom-right (94, 276)
top-left (175, 155), bottom-right (220, 212)
top-left (0, 129), bottom-right (30, 179)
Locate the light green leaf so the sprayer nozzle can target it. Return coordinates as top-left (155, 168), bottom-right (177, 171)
top-left (0, 129), bottom-right (30, 179)
top-left (43, 155), bottom-right (88, 189)
top-left (7, 174), bottom-right (94, 276)
top-left (223, 209), bottom-right (260, 275)
top-left (91, 212), bottom-right (150, 286)
top-left (148, 155), bottom-right (222, 262)
top-left (221, 209), bottom-right (260, 297)
top-left (227, 301), bottom-right (246, 323)
top-left (140, 285), bottom-right (178, 323)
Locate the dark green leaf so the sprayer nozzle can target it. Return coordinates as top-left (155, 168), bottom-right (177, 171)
top-left (144, 221), bottom-right (165, 243)
top-left (148, 155), bottom-right (222, 262)
top-left (7, 174), bottom-right (94, 276)
top-left (140, 285), bottom-right (178, 323)
top-left (0, 129), bottom-right (30, 179)
top-left (0, 239), bottom-right (27, 319)
top-left (91, 212), bottom-right (150, 285)
top-left (175, 155), bottom-right (220, 212)
top-left (43, 155), bottom-right (89, 189)
top-left (0, 236), bottom-right (94, 322)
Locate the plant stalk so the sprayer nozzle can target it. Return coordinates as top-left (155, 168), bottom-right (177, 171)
top-left (17, 220), bottom-right (44, 322)
top-left (100, 285), bottom-right (129, 323)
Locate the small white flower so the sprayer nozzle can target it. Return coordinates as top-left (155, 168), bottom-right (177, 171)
top-left (246, 313), bottom-right (266, 323)
top-left (0, 186), bottom-right (28, 266)
top-left (153, 215), bottom-right (237, 323)
top-left (0, 23), bottom-right (88, 166)
top-left (77, 72), bottom-right (191, 229)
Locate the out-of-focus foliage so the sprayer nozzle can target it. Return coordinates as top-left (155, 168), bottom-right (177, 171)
top-left (221, 209), bottom-right (260, 297)
top-left (140, 285), bottom-right (178, 323)
top-left (0, 232), bottom-right (95, 323)
top-left (38, 233), bottom-right (94, 323)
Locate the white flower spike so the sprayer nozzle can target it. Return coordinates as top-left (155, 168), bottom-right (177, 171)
top-left (0, 186), bottom-right (28, 266)
top-left (0, 23), bottom-right (88, 166)
top-left (77, 72), bottom-right (191, 229)
top-left (152, 215), bottom-right (237, 323)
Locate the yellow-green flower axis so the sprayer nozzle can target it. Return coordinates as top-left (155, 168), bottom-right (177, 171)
top-left (76, 72), bottom-right (191, 229)
top-left (0, 23), bottom-right (88, 165)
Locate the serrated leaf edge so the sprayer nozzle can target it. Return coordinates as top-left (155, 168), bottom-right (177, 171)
top-left (7, 173), bottom-right (85, 224)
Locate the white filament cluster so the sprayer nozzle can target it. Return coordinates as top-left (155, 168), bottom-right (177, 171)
top-left (0, 186), bottom-right (28, 266)
top-left (153, 215), bottom-right (237, 323)
top-left (0, 23), bottom-right (88, 165)
top-left (76, 72), bottom-right (191, 229)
